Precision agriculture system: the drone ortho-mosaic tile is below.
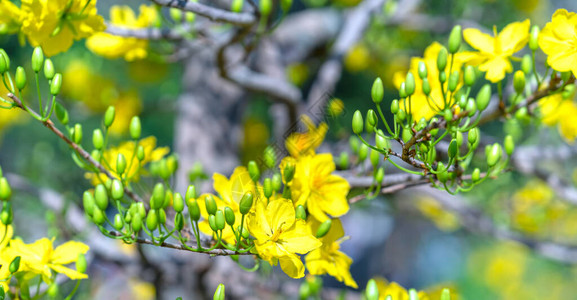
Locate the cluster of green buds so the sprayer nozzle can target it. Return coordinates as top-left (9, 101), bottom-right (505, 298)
top-left (0, 167), bottom-right (13, 226)
top-left (0, 47), bottom-right (61, 122)
top-left (299, 276), bottom-right (323, 300)
top-left (351, 25), bottom-right (518, 194)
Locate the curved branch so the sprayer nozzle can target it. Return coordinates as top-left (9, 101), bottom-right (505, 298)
top-left (150, 0), bottom-right (256, 26)
top-left (105, 23), bottom-right (193, 40)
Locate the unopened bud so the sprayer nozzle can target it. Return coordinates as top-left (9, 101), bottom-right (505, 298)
top-left (296, 205), bottom-right (307, 220)
top-left (405, 72), bottom-right (415, 96)
top-left (248, 160), bottom-right (260, 182)
top-left (316, 219), bottom-right (332, 238)
top-left (529, 25), bottom-right (539, 51)
top-left (418, 61), bottom-right (427, 79)
top-left (239, 192), bottom-right (253, 215)
top-left (448, 25), bottom-right (462, 54)
top-left (437, 47), bottom-right (448, 71)
top-left (31, 47), bottom-right (44, 73)
top-left (129, 116), bottom-right (141, 140)
top-left (464, 66), bottom-right (476, 86)
top-left (15, 66), bottom-right (26, 90)
top-left (371, 77), bottom-right (384, 103)
top-left (513, 71), bottom-right (525, 94)
top-left (104, 106), bottom-right (116, 128)
top-left (476, 84), bottom-right (491, 111)
top-left (352, 110), bottom-right (364, 134)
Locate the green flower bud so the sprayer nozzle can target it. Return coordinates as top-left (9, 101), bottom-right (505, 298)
top-left (113, 213), bottom-right (124, 230)
top-left (405, 72), bottom-right (415, 96)
top-left (92, 129), bottom-right (104, 150)
top-left (94, 184), bottom-right (108, 211)
top-left (224, 206), bottom-right (235, 226)
top-left (151, 183), bottom-right (165, 209)
top-left (299, 281), bottom-right (311, 300)
top-left (472, 168), bottom-right (481, 182)
top-left (458, 94), bottom-right (467, 108)
top-left (359, 144), bottom-right (369, 162)
top-left (464, 66), bottom-right (476, 86)
top-left (375, 131), bottom-right (390, 150)
top-left (83, 191), bottom-right (95, 216)
top-left (338, 152), bottom-right (349, 169)
top-left (185, 12), bottom-right (195, 22)
top-left (0, 177), bottom-right (11, 201)
top-left (487, 143), bottom-right (502, 167)
top-left (208, 214), bottom-right (218, 232)
top-left (239, 192), bottom-right (253, 215)
top-left (397, 109), bottom-right (406, 122)
top-left (129, 116), bottom-right (141, 140)
top-left (371, 77), bottom-right (384, 103)
top-left (366, 279), bottom-right (379, 300)
top-left (166, 155), bottom-right (178, 175)
top-left (264, 146), bottom-right (276, 169)
top-left (281, 0), bottom-right (293, 12)
top-left (136, 145), bottom-right (145, 161)
top-left (504, 135), bottom-right (515, 156)
top-left (468, 128), bottom-right (479, 145)
top-left (73, 123), bottom-right (83, 144)
top-left (375, 167), bottom-right (385, 183)
top-left (399, 82), bottom-right (407, 98)
top-left (370, 149), bottom-right (380, 167)
top-left (283, 161), bottom-right (295, 183)
top-left (55, 102), bottom-right (69, 125)
top-left (104, 106), bottom-right (116, 128)
top-left (111, 179), bottom-right (124, 200)
top-left (476, 84), bottom-right (491, 111)
top-left (441, 288), bottom-right (451, 300)
top-left (47, 283), bottom-right (59, 298)
top-left (456, 131), bottom-right (463, 147)
top-left (391, 99), bottom-right (399, 114)
top-left (448, 139), bottom-right (458, 159)
top-left (163, 190), bottom-right (171, 209)
top-left (116, 153), bottom-right (127, 175)
top-left (76, 253), bottom-right (87, 274)
top-left (248, 160), bottom-right (260, 182)
top-left (260, 0), bottom-right (272, 16)
top-left (422, 78), bottom-right (431, 96)
top-left (418, 61), bottom-right (428, 79)
top-left (205, 195), bottom-right (217, 215)
top-left (295, 205), bottom-right (307, 220)
top-left (50, 73), bottom-right (62, 95)
top-left (448, 25), bottom-right (462, 54)
top-left (215, 210), bottom-right (225, 230)
top-left (316, 219), bottom-right (332, 238)
top-left (43, 59), bottom-right (55, 80)
top-left (272, 173), bottom-right (282, 191)
top-left (185, 185), bottom-right (196, 201)
top-left (402, 128), bottom-right (412, 143)
top-left (92, 208), bottom-right (105, 225)
top-left (158, 209), bottom-right (167, 226)
top-left (173, 192), bottom-right (184, 213)
top-left (521, 54), bottom-right (533, 75)
top-left (132, 213), bottom-right (143, 232)
top-left (437, 46), bottom-right (448, 71)
top-left (0, 51), bottom-right (7, 74)
top-left (529, 25), bottom-right (539, 51)
top-left (466, 98), bottom-right (477, 117)
top-left (31, 47), bottom-right (44, 73)
top-left (352, 110), bottom-right (364, 134)
top-left (263, 178), bottom-right (272, 198)
top-left (175, 213), bottom-right (184, 231)
top-left (366, 109), bottom-right (378, 134)
top-left (437, 162), bottom-right (449, 183)
top-left (448, 71), bottom-right (459, 92)
top-left (9, 256), bottom-right (20, 273)
top-left (188, 199), bottom-right (201, 221)
top-left (513, 71), bottom-right (525, 94)
top-left (439, 71), bottom-right (447, 83)
top-left (146, 209), bottom-right (158, 230)
top-left (515, 106), bottom-right (529, 122)
top-left (170, 8), bottom-right (183, 22)
top-left (15, 66), bottom-right (26, 90)
top-left (214, 283), bottom-right (225, 300)
top-left (241, 226), bottom-right (249, 239)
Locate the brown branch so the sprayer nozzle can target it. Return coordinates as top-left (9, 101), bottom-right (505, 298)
top-left (7, 93), bottom-right (145, 204)
top-left (150, 0), bottom-right (256, 26)
top-left (105, 23), bottom-right (194, 41)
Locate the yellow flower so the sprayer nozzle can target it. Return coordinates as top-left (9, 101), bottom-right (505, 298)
top-left (415, 197), bottom-right (460, 232)
top-left (86, 5), bottom-right (158, 61)
top-left (197, 167), bottom-right (259, 244)
top-left (285, 115), bottom-right (328, 158)
top-left (0, 0), bottom-right (22, 34)
top-left (107, 90), bottom-right (143, 135)
top-left (461, 20), bottom-right (530, 83)
top-left (538, 9), bottom-right (577, 77)
top-left (345, 43), bottom-right (371, 72)
top-left (249, 198), bottom-right (321, 278)
top-left (373, 277), bottom-right (430, 300)
top-left (281, 153), bottom-right (350, 222)
top-left (539, 93), bottom-right (577, 143)
top-left (20, 0), bottom-right (105, 56)
top-left (0, 224), bottom-right (14, 291)
top-left (85, 136), bottom-right (169, 185)
top-left (328, 98), bottom-right (345, 117)
top-left (6, 238), bottom-right (89, 282)
top-left (305, 218), bottom-right (357, 288)
top-left (393, 42), bottom-right (466, 121)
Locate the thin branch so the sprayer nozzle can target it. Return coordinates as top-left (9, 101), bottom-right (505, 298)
top-left (150, 0), bottom-right (256, 26)
top-left (105, 23), bottom-right (194, 41)
top-left (7, 93), bottom-right (145, 204)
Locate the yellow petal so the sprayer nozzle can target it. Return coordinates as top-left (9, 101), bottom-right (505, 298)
top-left (497, 19), bottom-right (530, 54)
top-left (278, 253), bottom-right (306, 278)
top-left (463, 28), bottom-right (495, 54)
top-left (51, 241), bottom-right (89, 265)
top-left (49, 264), bottom-right (88, 280)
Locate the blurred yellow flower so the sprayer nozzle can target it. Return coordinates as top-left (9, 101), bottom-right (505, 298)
top-left (415, 197), bottom-right (460, 232)
top-left (86, 136), bottom-right (169, 185)
top-left (249, 198), bottom-right (321, 278)
top-left (281, 153), bottom-right (350, 222)
top-left (461, 20), bottom-right (530, 82)
top-left (328, 98), bottom-right (345, 117)
top-left (20, 0), bottom-right (105, 56)
top-left (373, 277), bottom-right (430, 300)
top-left (0, 0), bottom-right (21, 34)
top-left (197, 167), bottom-right (259, 244)
top-left (539, 93), bottom-right (577, 143)
top-left (87, 5), bottom-right (158, 61)
top-left (107, 90), bottom-right (143, 135)
top-left (345, 44), bottom-right (371, 72)
top-left (6, 238), bottom-right (89, 282)
top-left (393, 42), bottom-right (465, 121)
top-left (285, 115), bottom-right (328, 158)
top-left (305, 218), bottom-right (357, 288)
top-left (0, 223), bottom-right (14, 291)
top-left (538, 9), bottom-right (577, 77)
